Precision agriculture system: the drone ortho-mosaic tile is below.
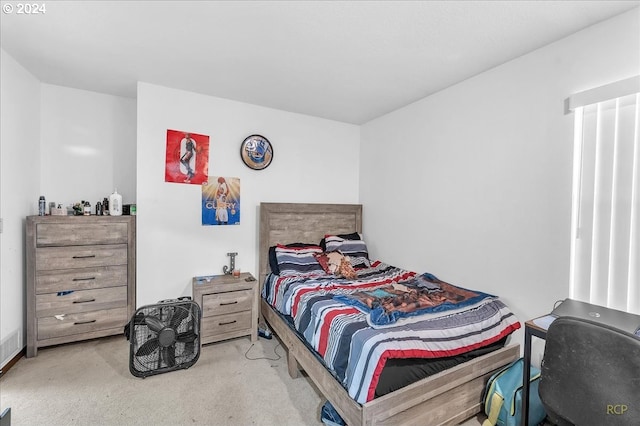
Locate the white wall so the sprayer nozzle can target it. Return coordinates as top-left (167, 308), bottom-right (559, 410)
top-left (40, 84), bottom-right (137, 208)
top-left (0, 65), bottom-right (136, 369)
top-left (0, 49), bottom-right (41, 368)
top-left (136, 82), bottom-right (360, 306)
top-left (360, 9), bottom-right (640, 360)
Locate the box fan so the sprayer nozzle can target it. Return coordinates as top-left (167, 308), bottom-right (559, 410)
top-left (126, 297), bottom-right (201, 378)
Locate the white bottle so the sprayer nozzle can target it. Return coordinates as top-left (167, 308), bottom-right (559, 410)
top-left (109, 189), bottom-right (123, 216)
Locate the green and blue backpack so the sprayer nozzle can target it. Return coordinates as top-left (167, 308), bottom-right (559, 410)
top-left (482, 357), bottom-right (547, 426)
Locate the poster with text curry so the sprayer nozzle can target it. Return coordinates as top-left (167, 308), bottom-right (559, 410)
top-left (202, 177), bottom-right (240, 225)
top-left (165, 129), bottom-right (209, 184)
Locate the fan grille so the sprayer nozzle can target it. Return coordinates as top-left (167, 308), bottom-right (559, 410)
top-left (128, 298), bottom-right (201, 378)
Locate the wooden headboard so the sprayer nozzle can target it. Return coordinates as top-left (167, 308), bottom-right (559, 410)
top-left (258, 202), bottom-right (362, 287)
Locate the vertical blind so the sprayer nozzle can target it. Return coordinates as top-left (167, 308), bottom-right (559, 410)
top-left (569, 76), bottom-right (640, 314)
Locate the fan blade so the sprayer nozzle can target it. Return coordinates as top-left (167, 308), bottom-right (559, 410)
top-left (144, 315), bottom-right (165, 333)
top-left (136, 338), bottom-right (159, 357)
top-left (125, 312), bottom-right (148, 340)
top-left (169, 307), bottom-right (189, 330)
top-left (176, 330), bottom-right (197, 343)
top-left (133, 312), bottom-right (146, 325)
top-left (163, 345), bottom-right (175, 367)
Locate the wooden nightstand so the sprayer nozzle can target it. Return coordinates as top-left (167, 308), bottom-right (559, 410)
top-left (192, 273), bottom-right (258, 345)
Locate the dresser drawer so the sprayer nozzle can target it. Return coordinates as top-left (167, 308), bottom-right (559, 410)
top-left (37, 307), bottom-right (128, 340)
top-left (201, 311), bottom-right (252, 337)
top-left (202, 289), bottom-right (253, 316)
top-left (36, 286), bottom-right (128, 317)
top-left (36, 244), bottom-right (127, 271)
top-left (36, 265), bottom-right (128, 294)
top-left (36, 222), bottom-right (129, 246)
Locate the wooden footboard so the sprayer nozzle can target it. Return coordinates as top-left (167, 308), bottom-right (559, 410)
top-left (262, 299), bottom-right (519, 426)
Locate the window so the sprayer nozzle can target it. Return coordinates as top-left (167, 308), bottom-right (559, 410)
top-left (568, 76), bottom-right (639, 314)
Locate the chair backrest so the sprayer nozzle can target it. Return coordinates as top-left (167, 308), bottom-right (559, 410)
top-left (539, 316), bottom-right (640, 426)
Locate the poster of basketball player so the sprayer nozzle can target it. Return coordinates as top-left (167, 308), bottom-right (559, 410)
top-left (202, 177), bottom-right (240, 225)
top-left (165, 129), bottom-right (210, 184)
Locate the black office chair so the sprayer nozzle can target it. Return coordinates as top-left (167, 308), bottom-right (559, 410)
top-left (538, 316), bottom-right (640, 426)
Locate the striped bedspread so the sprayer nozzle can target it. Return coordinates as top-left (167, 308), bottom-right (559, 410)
top-left (262, 260), bottom-right (521, 404)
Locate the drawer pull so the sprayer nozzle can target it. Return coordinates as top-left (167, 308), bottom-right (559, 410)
top-left (73, 298), bottom-right (96, 304)
top-left (219, 320), bottom-right (237, 326)
top-left (73, 277), bottom-right (96, 281)
top-left (72, 255), bottom-right (96, 259)
top-left (74, 319), bottom-right (96, 325)
top-left (220, 301), bottom-right (238, 306)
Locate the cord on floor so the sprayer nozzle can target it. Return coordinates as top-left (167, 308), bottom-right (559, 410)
top-left (244, 341), bottom-right (282, 361)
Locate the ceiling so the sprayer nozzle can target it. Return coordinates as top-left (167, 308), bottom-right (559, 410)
top-left (1, 1), bottom-right (638, 124)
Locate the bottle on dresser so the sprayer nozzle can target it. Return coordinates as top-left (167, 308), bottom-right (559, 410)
top-left (109, 189), bottom-right (123, 216)
top-left (38, 196), bottom-right (46, 216)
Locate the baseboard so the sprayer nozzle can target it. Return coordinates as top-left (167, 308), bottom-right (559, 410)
top-left (0, 347), bottom-right (25, 378)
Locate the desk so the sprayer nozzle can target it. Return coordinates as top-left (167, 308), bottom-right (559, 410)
top-left (522, 317), bottom-right (550, 426)
top-left (522, 304), bottom-right (640, 425)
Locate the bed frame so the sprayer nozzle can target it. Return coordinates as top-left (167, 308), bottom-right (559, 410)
top-left (258, 202), bottom-right (519, 425)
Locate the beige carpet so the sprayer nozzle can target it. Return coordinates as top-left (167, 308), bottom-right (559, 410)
top-left (0, 336), bottom-right (484, 425)
top-left (1, 336), bottom-right (326, 425)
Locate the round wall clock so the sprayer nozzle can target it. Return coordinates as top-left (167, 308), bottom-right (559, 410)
top-left (240, 134), bottom-right (273, 170)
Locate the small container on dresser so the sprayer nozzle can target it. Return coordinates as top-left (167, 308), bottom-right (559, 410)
top-left (192, 273), bottom-right (258, 345)
top-left (25, 215), bottom-right (136, 357)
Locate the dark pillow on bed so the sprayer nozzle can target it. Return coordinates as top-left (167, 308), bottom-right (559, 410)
top-left (324, 235), bottom-right (370, 268)
top-left (269, 243), bottom-right (317, 275)
top-left (268, 246), bottom-right (279, 275)
top-left (319, 232), bottom-right (360, 251)
top-left (274, 243), bottom-right (324, 275)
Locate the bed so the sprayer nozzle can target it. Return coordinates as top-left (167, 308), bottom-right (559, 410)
top-left (258, 202), bottom-right (520, 425)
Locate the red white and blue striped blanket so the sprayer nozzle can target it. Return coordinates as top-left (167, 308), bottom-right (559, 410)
top-left (262, 260), bottom-right (521, 403)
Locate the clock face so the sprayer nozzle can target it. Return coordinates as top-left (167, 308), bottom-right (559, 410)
top-left (240, 135), bottom-right (273, 170)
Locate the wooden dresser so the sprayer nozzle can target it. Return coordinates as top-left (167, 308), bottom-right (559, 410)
top-left (192, 273), bottom-right (258, 345)
top-left (26, 215), bottom-right (136, 357)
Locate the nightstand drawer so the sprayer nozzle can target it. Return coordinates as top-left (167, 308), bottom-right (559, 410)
top-left (36, 265), bottom-right (128, 294)
top-left (202, 289), bottom-right (253, 316)
top-left (36, 222), bottom-right (129, 246)
top-left (36, 244), bottom-right (127, 270)
top-left (201, 311), bottom-right (252, 337)
top-left (37, 307), bottom-right (128, 340)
